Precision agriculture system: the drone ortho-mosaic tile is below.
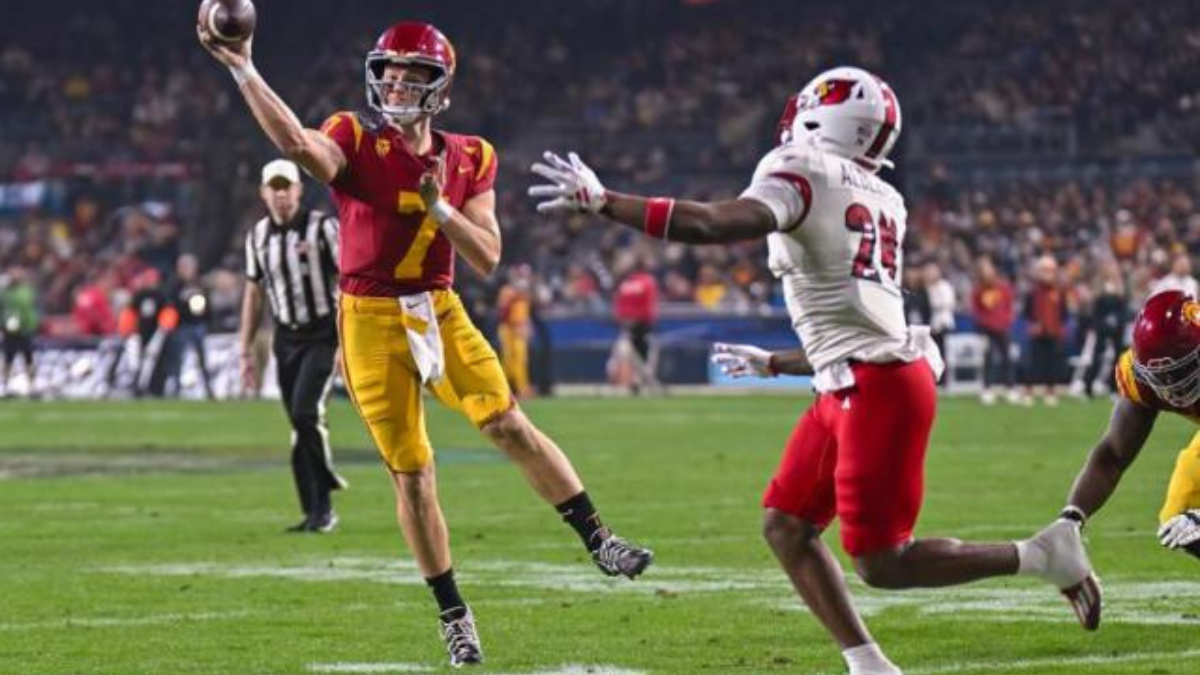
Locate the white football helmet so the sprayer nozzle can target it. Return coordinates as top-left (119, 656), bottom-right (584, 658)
top-left (776, 66), bottom-right (902, 172)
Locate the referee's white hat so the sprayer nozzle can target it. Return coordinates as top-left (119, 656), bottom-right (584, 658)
top-left (261, 159), bottom-right (301, 186)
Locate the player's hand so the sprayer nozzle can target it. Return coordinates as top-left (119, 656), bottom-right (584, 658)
top-left (239, 351), bottom-right (258, 393)
top-left (711, 342), bottom-right (777, 378)
top-left (419, 161), bottom-right (444, 211)
top-left (197, 24), bottom-right (252, 69)
top-left (1157, 510), bottom-right (1200, 550)
top-left (528, 151), bottom-right (607, 214)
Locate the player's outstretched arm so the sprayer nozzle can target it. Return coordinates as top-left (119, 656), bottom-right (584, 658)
top-left (1064, 399), bottom-right (1158, 520)
top-left (529, 151), bottom-right (776, 244)
top-left (711, 343), bottom-right (813, 378)
top-left (197, 26), bottom-right (346, 184)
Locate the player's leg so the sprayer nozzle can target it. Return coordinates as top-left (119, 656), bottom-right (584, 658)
top-left (840, 361), bottom-right (1099, 627)
top-left (761, 400), bottom-right (896, 675)
top-left (837, 362), bottom-right (1016, 587)
top-left (289, 340), bottom-right (343, 531)
top-left (1159, 432), bottom-right (1200, 524)
top-left (339, 294), bottom-right (481, 665)
top-left (273, 334), bottom-right (313, 528)
top-left (434, 290), bottom-right (651, 577)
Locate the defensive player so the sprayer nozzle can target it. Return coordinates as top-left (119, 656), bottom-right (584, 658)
top-left (530, 66), bottom-right (1098, 675)
top-left (199, 20), bottom-right (651, 667)
top-left (1050, 289), bottom-right (1200, 559)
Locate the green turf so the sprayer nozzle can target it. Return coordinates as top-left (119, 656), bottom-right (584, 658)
top-left (0, 395), bottom-right (1198, 675)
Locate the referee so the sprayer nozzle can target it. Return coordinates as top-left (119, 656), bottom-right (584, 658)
top-left (239, 159), bottom-right (346, 533)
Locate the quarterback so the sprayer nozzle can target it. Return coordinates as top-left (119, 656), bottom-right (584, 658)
top-left (1051, 289), bottom-right (1200, 558)
top-left (199, 19), bottom-right (651, 667)
top-left (530, 67), bottom-right (1099, 675)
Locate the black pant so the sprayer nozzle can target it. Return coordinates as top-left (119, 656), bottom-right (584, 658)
top-left (1083, 328), bottom-right (1124, 396)
top-left (274, 325), bottom-right (342, 521)
top-left (983, 329), bottom-right (1014, 388)
top-left (1028, 336), bottom-right (1065, 387)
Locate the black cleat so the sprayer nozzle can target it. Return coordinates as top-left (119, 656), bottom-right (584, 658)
top-left (440, 607), bottom-right (483, 668)
top-left (592, 535), bottom-right (653, 579)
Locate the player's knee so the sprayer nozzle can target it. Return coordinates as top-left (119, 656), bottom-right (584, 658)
top-left (482, 410), bottom-right (534, 452)
top-left (762, 509), bottom-right (818, 554)
top-left (392, 461), bottom-right (436, 498)
top-left (852, 552), bottom-right (908, 589)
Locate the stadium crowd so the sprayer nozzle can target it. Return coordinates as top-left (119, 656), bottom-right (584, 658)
top-left (1, 0), bottom-right (1198, 393)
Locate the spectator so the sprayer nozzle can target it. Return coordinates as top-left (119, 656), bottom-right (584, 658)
top-left (1150, 252), bottom-right (1199, 300)
top-left (0, 266), bottom-right (40, 396)
top-left (496, 265), bottom-right (533, 399)
top-left (973, 257), bottom-right (1018, 405)
top-left (1023, 255), bottom-right (1069, 406)
top-left (1080, 259), bottom-right (1129, 398)
top-left (923, 261), bottom-right (957, 367)
top-left (610, 257), bottom-right (661, 395)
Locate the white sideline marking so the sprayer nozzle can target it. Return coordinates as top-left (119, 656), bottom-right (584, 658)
top-left (308, 665), bottom-right (644, 675)
top-left (307, 665), bottom-right (426, 674)
top-left (902, 648), bottom-right (1200, 674)
top-left (97, 558), bottom-right (1200, 627)
top-left (0, 610), bottom-right (253, 631)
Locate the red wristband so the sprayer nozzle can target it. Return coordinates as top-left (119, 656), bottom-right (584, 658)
top-left (643, 197), bottom-right (675, 240)
top-left (766, 353), bottom-right (780, 377)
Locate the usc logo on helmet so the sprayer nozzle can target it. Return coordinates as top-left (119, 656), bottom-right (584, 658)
top-left (1183, 300), bottom-right (1200, 327)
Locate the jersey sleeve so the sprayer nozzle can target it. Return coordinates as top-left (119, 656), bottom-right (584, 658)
top-left (319, 111), bottom-right (365, 190)
top-left (466, 136), bottom-right (498, 199)
top-left (244, 229), bottom-right (262, 282)
top-left (1114, 350), bottom-right (1149, 407)
top-left (739, 147), bottom-right (820, 232)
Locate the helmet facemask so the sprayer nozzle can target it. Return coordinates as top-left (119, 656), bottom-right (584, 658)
top-left (365, 54), bottom-right (452, 125)
top-left (1134, 345), bottom-right (1200, 408)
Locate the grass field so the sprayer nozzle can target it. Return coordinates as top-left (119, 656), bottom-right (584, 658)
top-left (1, 394), bottom-right (1198, 675)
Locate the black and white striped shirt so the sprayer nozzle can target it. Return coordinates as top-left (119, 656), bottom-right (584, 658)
top-left (245, 209), bottom-right (339, 330)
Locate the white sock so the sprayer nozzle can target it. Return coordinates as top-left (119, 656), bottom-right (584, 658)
top-left (843, 642), bottom-right (898, 674)
top-left (1016, 538), bottom-right (1047, 577)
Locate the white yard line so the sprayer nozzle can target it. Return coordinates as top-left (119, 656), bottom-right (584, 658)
top-left (0, 610), bottom-right (254, 631)
top-left (902, 648), bottom-right (1200, 674)
top-left (308, 665), bottom-right (645, 675)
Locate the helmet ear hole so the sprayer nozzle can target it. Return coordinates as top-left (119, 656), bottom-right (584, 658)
top-left (804, 122), bottom-right (821, 131)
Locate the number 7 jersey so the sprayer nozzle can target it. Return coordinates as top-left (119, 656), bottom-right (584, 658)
top-left (741, 141), bottom-right (925, 391)
top-left (320, 111), bottom-right (498, 298)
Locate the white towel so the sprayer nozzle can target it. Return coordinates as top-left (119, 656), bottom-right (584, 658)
top-left (398, 292), bottom-right (445, 384)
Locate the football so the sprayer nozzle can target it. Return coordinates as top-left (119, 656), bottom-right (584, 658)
top-left (198, 0), bottom-right (256, 44)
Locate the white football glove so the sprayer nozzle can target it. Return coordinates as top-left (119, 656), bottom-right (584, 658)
top-left (711, 342), bottom-right (776, 379)
top-left (1157, 510), bottom-right (1200, 550)
top-left (528, 151), bottom-right (607, 214)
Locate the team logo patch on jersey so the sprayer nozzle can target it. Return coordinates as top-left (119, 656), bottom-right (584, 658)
top-left (375, 138), bottom-right (392, 158)
top-left (1183, 300), bottom-right (1200, 327)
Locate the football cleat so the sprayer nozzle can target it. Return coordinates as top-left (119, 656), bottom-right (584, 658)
top-left (439, 607), bottom-right (483, 668)
top-left (1027, 519), bottom-right (1103, 630)
top-left (310, 511), bottom-right (339, 534)
top-left (592, 535), bottom-right (654, 579)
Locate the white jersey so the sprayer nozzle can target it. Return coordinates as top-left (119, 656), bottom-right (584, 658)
top-left (740, 141), bottom-right (940, 391)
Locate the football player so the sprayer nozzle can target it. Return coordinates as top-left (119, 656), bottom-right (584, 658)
top-left (1051, 289), bottom-right (1200, 559)
top-left (199, 20), bottom-right (651, 667)
top-left (530, 67), bottom-right (1099, 675)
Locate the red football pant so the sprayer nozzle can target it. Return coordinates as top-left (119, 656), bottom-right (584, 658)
top-left (763, 359), bottom-right (937, 556)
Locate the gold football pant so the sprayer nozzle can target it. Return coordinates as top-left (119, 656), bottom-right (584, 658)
top-left (1161, 431), bottom-right (1200, 523)
top-left (338, 290), bottom-right (514, 473)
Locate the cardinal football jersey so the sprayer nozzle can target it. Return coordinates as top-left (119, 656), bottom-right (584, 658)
top-left (741, 141), bottom-right (921, 389)
top-left (320, 111), bottom-right (497, 297)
